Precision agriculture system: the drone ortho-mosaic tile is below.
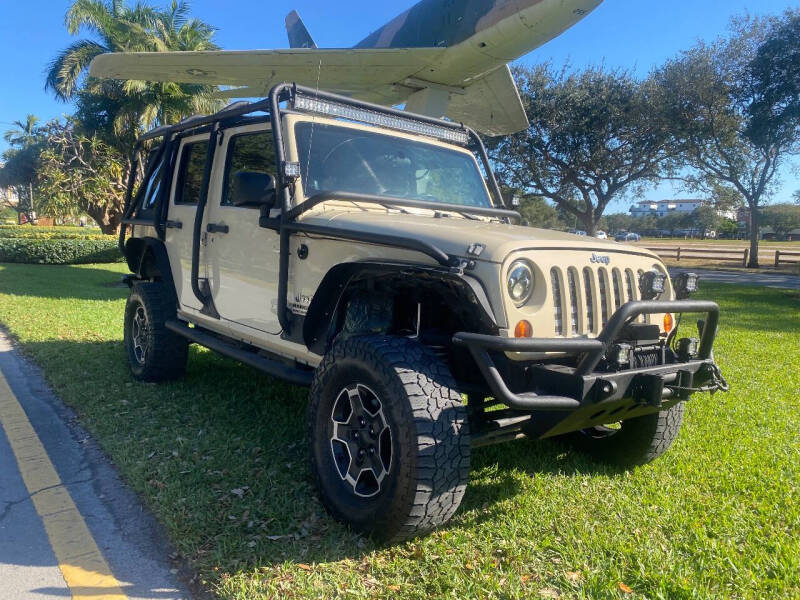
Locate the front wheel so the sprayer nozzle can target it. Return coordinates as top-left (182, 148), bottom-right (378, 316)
top-left (123, 282), bottom-right (188, 382)
top-left (308, 336), bottom-right (470, 542)
top-left (564, 402), bottom-right (685, 466)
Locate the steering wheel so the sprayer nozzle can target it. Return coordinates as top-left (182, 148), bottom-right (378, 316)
top-left (321, 138), bottom-right (385, 194)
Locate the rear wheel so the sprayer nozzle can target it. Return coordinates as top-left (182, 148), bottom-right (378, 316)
top-left (124, 282), bottom-right (188, 382)
top-left (565, 402), bottom-right (685, 466)
top-left (308, 336), bottom-right (470, 542)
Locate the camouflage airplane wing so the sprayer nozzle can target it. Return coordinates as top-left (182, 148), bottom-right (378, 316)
top-left (89, 47), bottom-right (528, 135)
top-left (89, 48), bottom-right (444, 94)
top-left (89, 0), bottom-right (604, 135)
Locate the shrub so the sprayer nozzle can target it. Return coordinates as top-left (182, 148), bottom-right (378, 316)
top-left (0, 238), bottom-right (122, 264)
top-left (0, 224), bottom-right (104, 237)
top-left (0, 229), bottom-right (108, 241)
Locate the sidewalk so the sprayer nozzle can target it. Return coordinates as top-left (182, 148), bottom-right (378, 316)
top-left (0, 329), bottom-right (189, 600)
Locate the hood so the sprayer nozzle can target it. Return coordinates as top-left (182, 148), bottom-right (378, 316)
top-left (301, 208), bottom-right (658, 264)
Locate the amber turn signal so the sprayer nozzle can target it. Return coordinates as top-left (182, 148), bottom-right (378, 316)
top-left (663, 312), bottom-right (674, 333)
top-left (514, 320), bottom-right (533, 338)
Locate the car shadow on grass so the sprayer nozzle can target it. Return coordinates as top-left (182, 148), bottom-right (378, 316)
top-left (17, 339), bottom-right (383, 571)
top-left (20, 336), bottom-right (633, 578)
top-left (460, 435), bottom-right (628, 515)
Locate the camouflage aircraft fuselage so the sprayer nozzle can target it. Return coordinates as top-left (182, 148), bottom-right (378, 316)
top-left (355, 0), bottom-right (601, 85)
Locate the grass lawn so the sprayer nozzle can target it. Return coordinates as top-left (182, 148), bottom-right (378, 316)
top-left (0, 262), bottom-right (798, 599)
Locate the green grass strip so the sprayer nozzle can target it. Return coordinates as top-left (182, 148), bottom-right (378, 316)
top-left (0, 262), bottom-right (797, 599)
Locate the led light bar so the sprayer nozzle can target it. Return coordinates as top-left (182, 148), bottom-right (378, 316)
top-left (293, 94), bottom-right (470, 145)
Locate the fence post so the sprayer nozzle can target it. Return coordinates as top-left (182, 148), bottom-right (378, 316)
top-left (775, 250), bottom-right (780, 267)
top-left (742, 248), bottom-right (748, 267)
top-left (676, 247), bottom-right (681, 262)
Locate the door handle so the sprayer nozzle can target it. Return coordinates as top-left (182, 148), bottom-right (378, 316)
top-left (206, 223), bottom-right (229, 234)
top-left (165, 220), bottom-right (182, 229)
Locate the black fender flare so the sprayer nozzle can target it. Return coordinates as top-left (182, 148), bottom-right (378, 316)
top-left (124, 236), bottom-right (177, 301)
top-left (302, 261), bottom-right (500, 354)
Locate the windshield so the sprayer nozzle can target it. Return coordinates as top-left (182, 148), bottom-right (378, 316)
top-left (294, 122), bottom-right (492, 207)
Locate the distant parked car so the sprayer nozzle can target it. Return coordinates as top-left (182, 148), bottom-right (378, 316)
top-left (595, 230), bottom-right (608, 239)
top-left (568, 229), bottom-right (587, 236)
top-left (615, 232), bottom-right (641, 242)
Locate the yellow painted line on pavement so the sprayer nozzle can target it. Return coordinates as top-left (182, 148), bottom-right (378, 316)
top-left (0, 368), bottom-right (127, 600)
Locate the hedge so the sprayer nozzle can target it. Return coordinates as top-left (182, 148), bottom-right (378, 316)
top-left (0, 224), bottom-right (104, 238)
top-left (0, 238), bottom-right (123, 264)
top-left (0, 229), bottom-right (108, 241)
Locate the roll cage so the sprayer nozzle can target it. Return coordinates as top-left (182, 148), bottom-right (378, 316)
top-left (119, 83), bottom-right (520, 333)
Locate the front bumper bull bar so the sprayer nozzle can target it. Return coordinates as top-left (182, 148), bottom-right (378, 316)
top-left (452, 300), bottom-right (721, 417)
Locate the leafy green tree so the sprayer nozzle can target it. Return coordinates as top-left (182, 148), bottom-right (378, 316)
top-left (794, 190), bottom-right (800, 204)
top-left (655, 212), bottom-right (687, 237)
top-left (762, 204), bottom-right (800, 239)
top-left (37, 120), bottom-right (128, 233)
top-left (709, 182), bottom-right (744, 215)
top-left (691, 205), bottom-right (722, 239)
top-left (493, 65), bottom-right (678, 235)
top-left (746, 10), bottom-right (800, 150)
top-left (717, 218), bottom-right (739, 238)
top-left (0, 115), bottom-right (45, 219)
top-left (600, 213), bottom-right (634, 234)
top-left (656, 14), bottom-right (800, 267)
top-left (517, 195), bottom-right (564, 229)
top-left (46, 0), bottom-right (222, 148)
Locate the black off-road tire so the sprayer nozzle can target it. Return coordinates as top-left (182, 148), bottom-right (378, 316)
top-left (123, 282), bottom-right (188, 382)
top-left (565, 402), bottom-right (685, 466)
top-left (308, 335), bottom-right (470, 542)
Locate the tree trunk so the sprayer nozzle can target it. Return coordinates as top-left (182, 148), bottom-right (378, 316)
top-left (581, 215), bottom-right (596, 236)
top-left (747, 206), bottom-right (760, 268)
top-left (86, 205), bottom-right (122, 235)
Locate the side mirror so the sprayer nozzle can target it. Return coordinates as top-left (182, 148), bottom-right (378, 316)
top-left (231, 171), bottom-right (276, 208)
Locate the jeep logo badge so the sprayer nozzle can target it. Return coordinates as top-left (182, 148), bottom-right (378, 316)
top-left (590, 253), bottom-right (610, 265)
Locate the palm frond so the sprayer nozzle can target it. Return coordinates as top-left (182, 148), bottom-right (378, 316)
top-left (45, 39), bottom-right (108, 101)
top-left (65, 0), bottom-right (113, 36)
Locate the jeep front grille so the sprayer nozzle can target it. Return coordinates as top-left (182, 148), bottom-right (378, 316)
top-left (549, 265), bottom-right (642, 337)
top-left (582, 267), bottom-right (594, 333)
top-left (550, 267), bottom-right (564, 335)
top-left (567, 268), bottom-right (579, 334)
top-left (612, 268), bottom-right (623, 310)
top-left (598, 268), bottom-right (610, 328)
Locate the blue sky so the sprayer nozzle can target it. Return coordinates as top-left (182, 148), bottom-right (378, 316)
top-left (1, 0), bottom-right (798, 211)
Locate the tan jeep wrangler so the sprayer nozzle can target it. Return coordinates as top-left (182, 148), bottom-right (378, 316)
top-left (119, 84), bottom-right (727, 542)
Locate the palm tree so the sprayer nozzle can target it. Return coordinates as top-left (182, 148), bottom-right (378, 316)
top-left (46, 1), bottom-right (222, 139)
top-left (2, 115), bottom-right (43, 215)
top-left (2, 115), bottom-right (41, 147)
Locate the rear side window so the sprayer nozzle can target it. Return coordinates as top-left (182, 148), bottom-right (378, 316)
top-left (139, 147), bottom-right (165, 211)
top-left (222, 132), bottom-right (276, 206)
top-left (175, 140), bottom-right (209, 205)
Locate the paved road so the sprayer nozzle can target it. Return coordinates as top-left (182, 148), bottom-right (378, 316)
top-left (668, 267), bottom-right (800, 290)
top-left (0, 330), bottom-right (189, 599)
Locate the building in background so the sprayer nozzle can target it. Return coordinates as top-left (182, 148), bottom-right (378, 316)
top-left (631, 199), bottom-right (737, 220)
top-left (630, 199), bottom-right (705, 217)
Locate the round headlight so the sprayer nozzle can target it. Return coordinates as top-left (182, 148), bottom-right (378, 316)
top-left (507, 260), bottom-right (534, 305)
